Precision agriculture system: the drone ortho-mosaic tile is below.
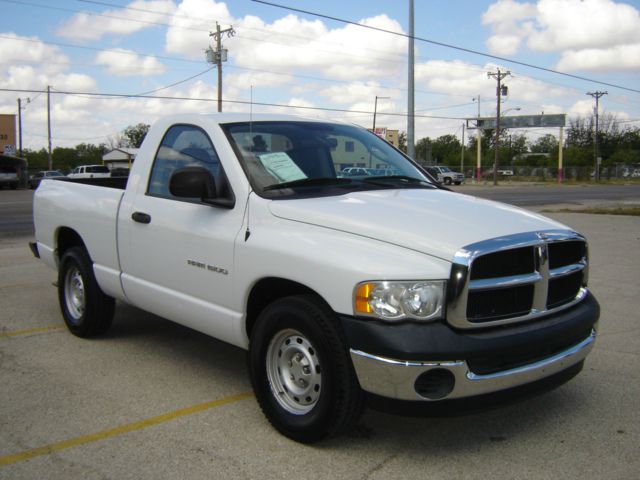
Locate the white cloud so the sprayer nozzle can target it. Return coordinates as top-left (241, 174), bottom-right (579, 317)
top-left (57, 0), bottom-right (177, 41)
top-left (95, 49), bottom-right (166, 76)
top-left (481, 0), bottom-right (536, 55)
top-left (556, 44), bottom-right (640, 71)
top-left (527, 0), bottom-right (640, 52)
top-left (318, 82), bottom-right (387, 106)
top-left (483, 0), bottom-right (640, 71)
top-left (0, 33), bottom-right (70, 77)
top-left (165, 0), bottom-right (234, 58)
top-left (164, 1), bottom-right (406, 82)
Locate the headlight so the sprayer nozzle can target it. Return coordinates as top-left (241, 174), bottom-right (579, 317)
top-left (354, 280), bottom-right (446, 321)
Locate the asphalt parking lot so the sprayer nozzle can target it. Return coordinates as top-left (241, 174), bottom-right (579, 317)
top-left (1, 202), bottom-right (639, 479)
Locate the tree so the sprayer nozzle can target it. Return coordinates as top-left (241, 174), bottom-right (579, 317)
top-left (530, 134), bottom-right (558, 153)
top-left (23, 148), bottom-right (49, 170)
top-left (431, 134), bottom-right (462, 165)
top-left (107, 132), bottom-right (127, 150)
top-left (123, 123), bottom-right (150, 148)
top-left (76, 143), bottom-right (106, 164)
top-left (398, 131), bottom-right (407, 153)
top-left (52, 147), bottom-right (79, 171)
top-left (415, 137), bottom-right (432, 164)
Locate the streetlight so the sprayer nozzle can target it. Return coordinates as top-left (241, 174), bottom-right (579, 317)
top-left (503, 107), bottom-right (521, 115)
top-left (372, 95), bottom-right (390, 135)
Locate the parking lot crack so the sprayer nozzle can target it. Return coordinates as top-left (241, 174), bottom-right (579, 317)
top-left (361, 453), bottom-right (398, 480)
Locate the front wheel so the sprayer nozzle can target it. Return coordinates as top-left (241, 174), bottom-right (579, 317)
top-left (58, 247), bottom-right (115, 337)
top-left (248, 295), bottom-right (364, 443)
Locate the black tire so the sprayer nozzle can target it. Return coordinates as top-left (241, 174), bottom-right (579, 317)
top-left (444, 177), bottom-right (452, 185)
top-left (454, 181), bottom-right (461, 185)
top-left (58, 247), bottom-right (115, 338)
top-left (248, 295), bottom-right (364, 443)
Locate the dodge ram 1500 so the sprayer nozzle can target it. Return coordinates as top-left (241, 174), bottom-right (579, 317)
top-left (32, 114), bottom-right (599, 443)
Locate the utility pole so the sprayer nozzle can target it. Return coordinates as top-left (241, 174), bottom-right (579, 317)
top-left (474, 95), bottom-right (481, 183)
top-left (407, 0), bottom-right (415, 159)
top-left (47, 85), bottom-right (52, 170)
top-left (17, 97), bottom-right (29, 158)
top-left (460, 122), bottom-right (465, 175)
top-left (372, 95), bottom-right (390, 133)
top-left (487, 69), bottom-right (511, 186)
top-left (586, 91), bottom-right (607, 182)
top-left (207, 22), bottom-right (235, 113)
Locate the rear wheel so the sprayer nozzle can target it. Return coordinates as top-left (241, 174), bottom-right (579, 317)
top-left (58, 247), bottom-right (115, 337)
top-left (248, 295), bottom-right (364, 443)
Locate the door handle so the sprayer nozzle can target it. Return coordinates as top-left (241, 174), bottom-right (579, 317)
top-left (131, 212), bottom-right (151, 224)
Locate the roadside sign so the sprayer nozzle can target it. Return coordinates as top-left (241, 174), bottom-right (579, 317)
top-left (470, 114), bottom-right (566, 130)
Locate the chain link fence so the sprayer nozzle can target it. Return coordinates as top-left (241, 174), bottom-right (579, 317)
top-left (439, 165), bottom-right (640, 182)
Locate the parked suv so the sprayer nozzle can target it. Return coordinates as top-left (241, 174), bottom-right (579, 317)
top-left (0, 166), bottom-right (19, 189)
top-left (429, 166), bottom-right (464, 185)
top-left (425, 167), bottom-right (443, 184)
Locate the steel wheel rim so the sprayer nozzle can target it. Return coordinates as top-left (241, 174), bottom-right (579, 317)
top-left (266, 328), bottom-right (322, 415)
top-left (64, 266), bottom-right (85, 323)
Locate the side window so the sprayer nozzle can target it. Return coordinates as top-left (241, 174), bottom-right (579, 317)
top-left (147, 125), bottom-right (223, 200)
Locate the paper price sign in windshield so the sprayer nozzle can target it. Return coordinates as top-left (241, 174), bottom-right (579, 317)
top-left (258, 152), bottom-right (307, 183)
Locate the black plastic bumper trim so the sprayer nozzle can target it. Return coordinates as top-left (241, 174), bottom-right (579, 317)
top-left (338, 292), bottom-right (599, 361)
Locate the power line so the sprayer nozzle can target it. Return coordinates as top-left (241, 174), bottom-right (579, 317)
top-left (0, 35), bottom-right (476, 100)
top-left (0, 87), bottom-right (468, 120)
top-left (52, 66), bottom-right (215, 100)
top-left (0, 34), bottom-right (202, 64)
top-left (75, 0), bottom-right (410, 62)
top-left (2, 0), bottom-right (409, 68)
top-left (252, 0), bottom-right (640, 95)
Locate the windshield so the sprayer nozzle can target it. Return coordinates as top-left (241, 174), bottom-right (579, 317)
top-left (439, 166), bottom-right (452, 172)
top-left (221, 121), bottom-right (434, 198)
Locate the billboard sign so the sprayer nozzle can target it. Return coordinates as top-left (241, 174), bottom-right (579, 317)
top-left (373, 127), bottom-right (387, 138)
top-left (0, 114), bottom-right (17, 155)
top-left (472, 114), bottom-right (566, 130)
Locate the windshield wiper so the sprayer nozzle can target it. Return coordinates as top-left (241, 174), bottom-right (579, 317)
top-left (263, 177), bottom-right (352, 191)
top-left (362, 175), bottom-right (435, 188)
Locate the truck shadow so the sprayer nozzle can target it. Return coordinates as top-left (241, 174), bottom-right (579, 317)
top-left (100, 300), bottom-right (590, 452)
top-left (101, 300), bottom-right (248, 381)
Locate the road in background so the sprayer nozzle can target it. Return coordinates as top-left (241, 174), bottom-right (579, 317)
top-left (2, 184), bottom-right (639, 239)
top-left (457, 183), bottom-right (640, 206)
top-left (0, 189), bottom-right (34, 238)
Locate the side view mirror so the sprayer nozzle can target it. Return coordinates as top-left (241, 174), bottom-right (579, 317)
top-left (169, 166), bottom-right (235, 209)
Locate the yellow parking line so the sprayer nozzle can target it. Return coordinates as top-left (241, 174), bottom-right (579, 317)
top-left (0, 391), bottom-right (254, 466)
top-left (0, 325), bottom-right (65, 338)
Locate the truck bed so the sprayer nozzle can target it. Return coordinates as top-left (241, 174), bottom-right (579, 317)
top-left (55, 176), bottom-right (128, 189)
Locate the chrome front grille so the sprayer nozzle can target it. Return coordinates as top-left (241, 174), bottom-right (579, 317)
top-left (447, 230), bottom-right (589, 329)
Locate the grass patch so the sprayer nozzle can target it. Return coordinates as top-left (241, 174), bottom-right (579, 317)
top-left (542, 207), bottom-right (640, 216)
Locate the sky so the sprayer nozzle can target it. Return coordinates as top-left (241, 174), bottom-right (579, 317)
top-left (0, 0), bottom-right (639, 151)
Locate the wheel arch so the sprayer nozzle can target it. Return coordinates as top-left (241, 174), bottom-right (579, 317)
top-left (245, 277), bottom-right (329, 339)
top-left (56, 227), bottom-right (87, 262)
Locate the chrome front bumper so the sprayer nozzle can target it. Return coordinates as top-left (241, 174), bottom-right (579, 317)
top-left (350, 329), bottom-right (596, 401)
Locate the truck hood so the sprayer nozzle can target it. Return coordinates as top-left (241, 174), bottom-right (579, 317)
top-left (268, 189), bottom-right (568, 261)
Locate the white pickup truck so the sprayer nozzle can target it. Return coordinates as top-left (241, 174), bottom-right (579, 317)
top-left (32, 114), bottom-right (599, 443)
top-left (67, 164), bottom-right (111, 179)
